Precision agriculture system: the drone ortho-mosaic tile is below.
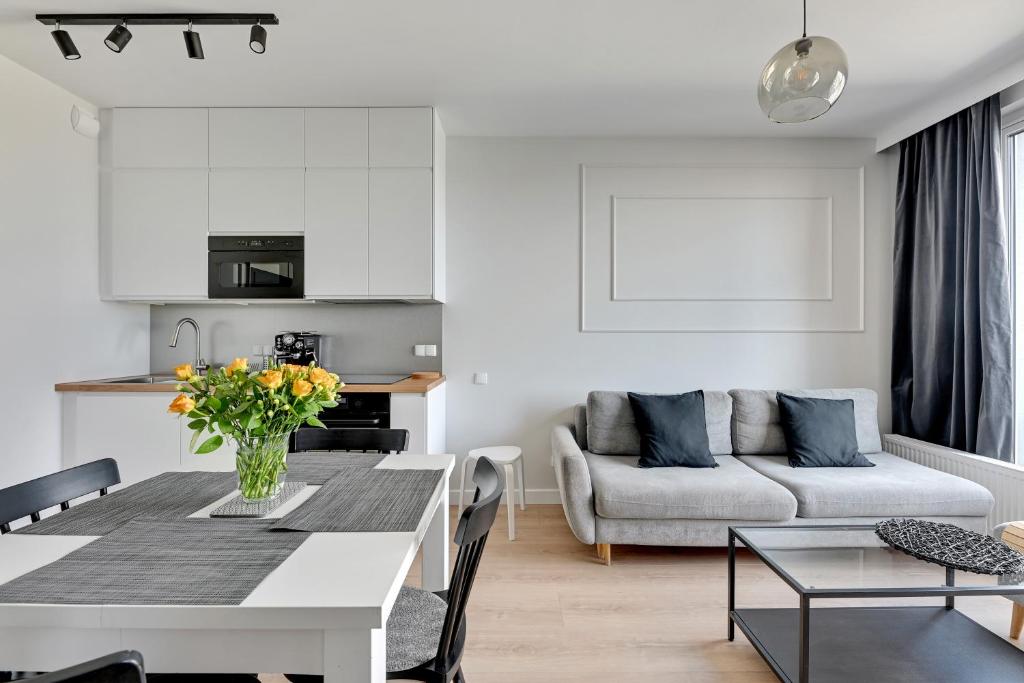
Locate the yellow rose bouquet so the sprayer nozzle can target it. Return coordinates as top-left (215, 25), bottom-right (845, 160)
top-left (168, 358), bottom-right (343, 501)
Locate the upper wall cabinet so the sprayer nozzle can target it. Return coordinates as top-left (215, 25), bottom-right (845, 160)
top-left (99, 106), bottom-right (445, 303)
top-left (305, 108), bottom-right (369, 167)
top-left (369, 108), bottom-right (433, 167)
top-left (209, 109), bottom-right (305, 168)
top-left (106, 108), bottom-right (208, 168)
top-left (105, 169), bottom-right (208, 300)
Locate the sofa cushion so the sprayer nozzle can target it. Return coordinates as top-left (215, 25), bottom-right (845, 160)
top-left (584, 452), bottom-right (797, 521)
top-left (736, 451), bottom-right (994, 518)
top-left (587, 390), bottom-right (733, 456)
top-left (729, 388), bottom-right (883, 455)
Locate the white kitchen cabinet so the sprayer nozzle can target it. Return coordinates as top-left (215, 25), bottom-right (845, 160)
top-left (390, 386), bottom-right (447, 455)
top-left (369, 108), bottom-right (433, 167)
top-left (209, 108), bottom-right (304, 168)
top-left (369, 168), bottom-right (434, 296)
top-left (305, 108), bottom-right (368, 167)
top-left (99, 106), bottom-right (444, 302)
top-left (109, 108), bottom-right (208, 168)
top-left (61, 386), bottom-right (446, 487)
top-left (305, 169), bottom-right (369, 296)
top-left (106, 169), bottom-right (208, 299)
top-left (209, 169), bottom-right (305, 232)
top-left (62, 394), bottom-right (182, 487)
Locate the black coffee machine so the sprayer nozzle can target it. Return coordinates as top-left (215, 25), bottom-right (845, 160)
top-left (274, 331), bottom-right (321, 366)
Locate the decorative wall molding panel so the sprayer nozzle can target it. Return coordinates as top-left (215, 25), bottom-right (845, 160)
top-left (581, 164), bottom-right (864, 332)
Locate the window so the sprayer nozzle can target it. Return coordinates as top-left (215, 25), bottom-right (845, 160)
top-left (1004, 117), bottom-right (1024, 463)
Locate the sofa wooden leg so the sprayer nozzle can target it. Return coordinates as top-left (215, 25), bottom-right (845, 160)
top-left (1011, 603), bottom-right (1024, 639)
top-left (596, 543), bottom-right (611, 565)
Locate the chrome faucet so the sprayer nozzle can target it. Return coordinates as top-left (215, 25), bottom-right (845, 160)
top-left (170, 317), bottom-right (208, 373)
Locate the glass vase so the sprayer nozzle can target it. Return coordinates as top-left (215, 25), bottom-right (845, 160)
top-left (235, 434), bottom-right (289, 502)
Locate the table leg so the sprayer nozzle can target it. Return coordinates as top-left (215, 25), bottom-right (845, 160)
top-left (422, 493), bottom-right (450, 592)
top-left (727, 528), bottom-right (735, 641)
top-left (798, 595), bottom-right (810, 683)
top-left (946, 567), bottom-right (955, 610)
top-left (323, 628), bottom-right (385, 683)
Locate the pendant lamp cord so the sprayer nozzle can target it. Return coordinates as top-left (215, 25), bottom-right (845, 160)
top-left (802, 0), bottom-right (807, 38)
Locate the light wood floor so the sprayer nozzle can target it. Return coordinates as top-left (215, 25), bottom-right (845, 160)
top-left (266, 505), bottom-right (1023, 682)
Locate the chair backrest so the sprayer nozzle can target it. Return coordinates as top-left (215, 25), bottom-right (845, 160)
top-left (0, 458), bottom-right (120, 534)
top-left (27, 649), bottom-right (144, 683)
top-left (434, 456), bottom-right (504, 671)
top-left (291, 428), bottom-right (410, 454)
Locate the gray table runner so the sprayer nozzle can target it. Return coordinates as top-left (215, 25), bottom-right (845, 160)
top-left (15, 454), bottom-right (385, 536)
top-left (271, 468), bottom-right (444, 533)
top-left (286, 452), bottom-right (386, 484)
top-left (14, 472), bottom-right (237, 536)
top-left (0, 519), bottom-right (309, 605)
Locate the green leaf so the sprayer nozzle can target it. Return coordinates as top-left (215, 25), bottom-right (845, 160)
top-left (321, 401), bottom-right (339, 408)
top-left (246, 412), bottom-right (262, 431)
top-left (189, 428), bottom-right (202, 452)
top-left (206, 396), bottom-right (222, 411)
top-left (194, 434), bottom-right (224, 455)
top-left (187, 418), bottom-right (206, 431)
top-left (306, 416), bottom-right (327, 429)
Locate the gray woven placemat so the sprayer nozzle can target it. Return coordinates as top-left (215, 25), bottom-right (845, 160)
top-left (287, 453), bottom-right (386, 485)
top-left (14, 472), bottom-right (237, 536)
top-left (270, 468), bottom-right (444, 533)
top-left (210, 482), bottom-right (307, 518)
top-left (0, 518), bottom-right (309, 605)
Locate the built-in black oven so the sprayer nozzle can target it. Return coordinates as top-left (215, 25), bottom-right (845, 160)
top-left (208, 236), bottom-right (303, 299)
top-left (289, 392), bottom-right (391, 451)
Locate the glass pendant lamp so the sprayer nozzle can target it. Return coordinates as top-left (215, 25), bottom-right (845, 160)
top-left (757, 0), bottom-right (847, 123)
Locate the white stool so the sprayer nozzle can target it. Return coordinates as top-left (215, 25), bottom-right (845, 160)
top-left (458, 446), bottom-right (525, 540)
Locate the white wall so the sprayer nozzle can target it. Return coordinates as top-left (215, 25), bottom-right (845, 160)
top-left (444, 137), bottom-right (898, 500)
top-left (0, 55), bottom-right (149, 488)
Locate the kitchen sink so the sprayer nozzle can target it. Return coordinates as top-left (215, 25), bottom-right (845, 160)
top-left (101, 375), bottom-right (181, 384)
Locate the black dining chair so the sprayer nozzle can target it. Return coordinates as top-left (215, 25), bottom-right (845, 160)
top-left (0, 459), bottom-right (120, 534)
top-left (19, 650), bottom-right (144, 683)
top-left (286, 456), bottom-right (504, 683)
top-left (291, 428), bottom-right (410, 454)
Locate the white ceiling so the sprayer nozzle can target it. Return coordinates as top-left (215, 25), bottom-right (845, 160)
top-left (2, 0), bottom-right (1024, 138)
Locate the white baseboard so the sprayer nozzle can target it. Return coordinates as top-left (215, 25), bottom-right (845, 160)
top-left (448, 488), bottom-right (561, 506)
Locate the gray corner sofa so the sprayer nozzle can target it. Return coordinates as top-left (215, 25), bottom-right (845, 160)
top-left (552, 389), bottom-right (995, 556)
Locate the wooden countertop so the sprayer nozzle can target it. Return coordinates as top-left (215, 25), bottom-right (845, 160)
top-left (55, 372), bottom-right (445, 394)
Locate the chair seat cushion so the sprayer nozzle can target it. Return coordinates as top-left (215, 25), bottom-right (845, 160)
top-left (386, 585), bottom-right (448, 672)
top-left (737, 452), bottom-right (995, 518)
top-left (584, 452), bottom-right (797, 521)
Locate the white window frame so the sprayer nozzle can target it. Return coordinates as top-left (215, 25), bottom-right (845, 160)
top-left (1003, 112), bottom-right (1024, 464)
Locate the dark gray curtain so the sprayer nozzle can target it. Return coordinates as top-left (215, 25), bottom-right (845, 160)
top-left (892, 94), bottom-right (1013, 460)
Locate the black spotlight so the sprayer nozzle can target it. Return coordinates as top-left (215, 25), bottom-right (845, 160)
top-left (51, 20), bottom-right (80, 60)
top-left (104, 21), bottom-right (131, 53)
top-left (249, 22), bottom-right (267, 54)
top-left (183, 21), bottom-right (204, 59)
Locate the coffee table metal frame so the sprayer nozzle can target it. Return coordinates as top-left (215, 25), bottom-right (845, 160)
top-left (728, 524), bottom-right (1024, 683)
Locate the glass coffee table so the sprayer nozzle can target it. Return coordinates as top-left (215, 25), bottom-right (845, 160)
top-left (728, 525), bottom-right (1024, 683)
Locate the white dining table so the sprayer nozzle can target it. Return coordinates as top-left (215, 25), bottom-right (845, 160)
top-left (0, 453), bottom-right (455, 683)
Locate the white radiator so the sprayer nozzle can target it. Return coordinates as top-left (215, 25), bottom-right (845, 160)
top-left (884, 434), bottom-right (1024, 527)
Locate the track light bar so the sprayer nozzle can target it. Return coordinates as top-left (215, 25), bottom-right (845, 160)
top-left (38, 13), bottom-right (277, 60)
top-left (36, 14), bottom-right (278, 27)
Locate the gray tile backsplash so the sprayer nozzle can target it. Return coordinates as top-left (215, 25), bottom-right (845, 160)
top-left (150, 303), bottom-right (442, 375)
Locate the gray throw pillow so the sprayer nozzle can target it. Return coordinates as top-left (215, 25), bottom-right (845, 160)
top-left (776, 393), bottom-right (875, 468)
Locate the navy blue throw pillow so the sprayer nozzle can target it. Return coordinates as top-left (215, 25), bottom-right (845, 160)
top-left (626, 391), bottom-right (717, 468)
top-left (776, 393), bottom-right (875, 468)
